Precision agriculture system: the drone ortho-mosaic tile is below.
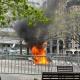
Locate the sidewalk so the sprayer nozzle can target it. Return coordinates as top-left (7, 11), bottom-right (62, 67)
top-left (0, 74), bottom-right (41, 80)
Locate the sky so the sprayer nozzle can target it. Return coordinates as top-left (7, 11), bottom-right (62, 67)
top-left (28, 0), bottom-right (45, 3)
top-left (28, 0), bottom-right (46, 7)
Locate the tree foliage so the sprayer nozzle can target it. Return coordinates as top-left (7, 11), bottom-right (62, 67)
top-left (0, 0), bottom-right (50, 27)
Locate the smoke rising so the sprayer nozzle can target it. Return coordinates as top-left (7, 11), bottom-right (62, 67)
top-left (12, 20), bottom-right (48, 46)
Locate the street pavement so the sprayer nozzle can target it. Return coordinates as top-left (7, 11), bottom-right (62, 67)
top-left (0, 74), bottom-right (41, 80)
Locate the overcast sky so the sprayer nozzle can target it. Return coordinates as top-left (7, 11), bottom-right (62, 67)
top-left (28, 0), bottom-right (45, 5)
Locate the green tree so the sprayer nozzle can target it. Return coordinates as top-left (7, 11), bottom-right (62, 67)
top-left (0, 0), bottom-right (49, 27)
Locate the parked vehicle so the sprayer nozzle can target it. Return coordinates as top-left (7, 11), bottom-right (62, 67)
top-left (9, 48), bottom-right (27, 55)
top-left (65, 48), bottom-right (80, 56)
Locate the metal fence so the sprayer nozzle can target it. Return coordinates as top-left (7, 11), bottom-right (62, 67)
top-left (0, 54), bottom-right (80, 75)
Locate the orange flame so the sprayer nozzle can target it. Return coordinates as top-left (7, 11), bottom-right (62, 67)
top-left (31, 42), bottom-right (49, 65)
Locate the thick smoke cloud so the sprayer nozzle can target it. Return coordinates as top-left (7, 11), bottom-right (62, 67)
top-left (12, 20), bottom-right (48, 46)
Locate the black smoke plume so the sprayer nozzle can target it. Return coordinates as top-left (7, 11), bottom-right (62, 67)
top-left (12, 20), bottom-right (49, 47)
